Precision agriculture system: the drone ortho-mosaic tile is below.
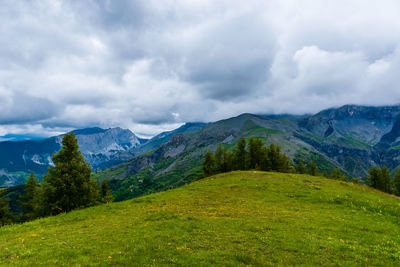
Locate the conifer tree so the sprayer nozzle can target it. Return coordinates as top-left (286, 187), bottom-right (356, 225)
top-left (233, 137), bottom-right (246, 170)
top-left (330, 168), bottom-right (343, 180)
top-left (100, 180), bottom-right (114, 203)
top-left (20, 172), bottom-right (39, 220)
top-left (202, 151), bottom-right (216, 176)
top-left (367, 166), bottom-right (380, 189)
top-left (275, 147), bottom-right (292, 173)
top-left (308, 161), bottom-right (318, 176)
top-left (295, 161), bottom-right (307, 174)
top-left (214, 144), bottom-right (225, 173)
top-left (222, 149), bottom-right (233, 173)
top-left (248, 137), bottom-right (265, 169)
top-left (41, 132), bottom-right (99, 215)
top-left (393, 169), bottom-right (400, 196)
top-left (0, 192), bottom-right (13, 226)
top-left (380, 166), bottom-right (392, 193)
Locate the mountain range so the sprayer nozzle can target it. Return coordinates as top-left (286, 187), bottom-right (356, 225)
top-left (0, 123), bottom-right (208, 187)
top-left (95, 104), bottom-right (400, 201)
top-left (3, 104), bottom-right (400, 194)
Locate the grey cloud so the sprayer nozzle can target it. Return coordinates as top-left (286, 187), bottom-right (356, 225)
top-left (1, 0), bottom-right (400, 137)
top-left (0, 92), bottom-right (61, 124)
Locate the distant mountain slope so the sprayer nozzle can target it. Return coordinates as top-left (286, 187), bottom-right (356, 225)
top-left (1, 171), bottom-right (399, 266)
top-left (0, 127), bottom-right (142, 187)
top-left (97, 122), bottom-right (208, 169)
top-left (96, 105), bottom-right (400, 201)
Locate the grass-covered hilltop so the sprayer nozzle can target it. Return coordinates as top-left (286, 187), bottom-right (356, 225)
top-left (1, 171), bottom-right (400, 266)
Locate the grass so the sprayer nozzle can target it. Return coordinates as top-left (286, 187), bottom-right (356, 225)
top-left (1, 171), bottom-right (400, 266)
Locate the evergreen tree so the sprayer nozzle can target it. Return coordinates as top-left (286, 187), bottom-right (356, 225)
top-left (202, 151), bottom-right (216, 176)
top-left (380, 166), bottom-right (392, 193)
top-left (233, 137), bottom-right (246, 170)
top-left (222, 149), bottom-right (233, 173)
top-left (0, 192), bottom-right (13, 226)
top-left (393, 169), bottom-right (400, 196)
top-left (308, 161), bottom-right (318, 176)
top-left (248, 137), bottom-right (265, 169)
top-left (20, 172), bottom-right (39, 220)
top-left (275, 148), bottom-right (292, 173)
top-left (41, 132), bottom-right (99, 215)
top-left (100, 180), bottom-right (114, 203)
top-left (367, 166), bottom-right (380, 189)
top-left (214, 144), bottom-right (225, 173)
top-left (295, 161), bottom-right (307, 174)
top-left (265, 144), bottom-right (278, 171)
top-left (330, 168), bottom-right (343, 180)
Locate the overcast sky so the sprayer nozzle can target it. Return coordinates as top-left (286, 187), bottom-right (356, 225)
top-left (1, 0), bottom-right (400, 138)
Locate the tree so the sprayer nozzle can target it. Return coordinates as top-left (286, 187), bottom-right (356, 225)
top-left (295, 161), bottom-right (307, 174)
top-left (233, 137), bottom-right (246, 170)
top-left (308, 161), bottom-right (318, 176)
top-left (0, 192), bottom-right (13, 226)
top-left (41, 132), bottom-right (99, 215)
top-left (380, 166), bottom-right (392, 193)
top-left (100, 180), bottom-right (114, 203)
top-left (202, 151), bottom-right (216, 176)
top-left (393, 169), bottom-right (400, 196)
top-left (367, 166), bottom-right (380, 189)
top-left (20, 172), bottom-right (39, 220)
top-left (214, 144), bottom-right (226, 173)
top-left (330, 168), bottom-right (345, 180)
top-left (248, 137), bottom-right (265, 169)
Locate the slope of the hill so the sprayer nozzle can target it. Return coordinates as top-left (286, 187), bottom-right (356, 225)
top-left (1, 172), bottom-right (400, 266)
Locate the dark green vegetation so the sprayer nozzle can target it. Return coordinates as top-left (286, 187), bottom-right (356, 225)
top-left (202, 137), bottom-right (292, 176)
top-left (1, 133), bottom-right (113, 225)
top-left (366, 166), bottom-right (400, 196)
top-left (1, 171), bottom-right (400, 266)
top-left (38, 132), bottom-right (99, 216)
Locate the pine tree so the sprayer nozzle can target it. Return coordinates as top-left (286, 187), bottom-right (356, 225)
top-left (367, 166), bottom-right (380, 189)
top-left (380, 166), bottom-right (392, 193)
top-left (330, 168), bottom-right (342, 180)
top-left (20, 172), bottom-right (39, 220)
top-left (222, 149), bottom-right (233, 173)
top-left (41, 132), bottom-right (99, 215)
top-left (308, 161), bottom-right (318, 176)
top-left (214, 144), bottom-right (225, 173)
top-left (275, 147), bottom-right (292, 173)
top-left (295, 161), bottom-right (307, 174)
top-left (100, 180), bottom-right (114, 203)
top-left (202, 151), bottom-right (216, 176)
top-left (248, 137), bottom-right (265, 169)
top-left (233, 137), bottom-right (246, 170)
top-left (0, 192), bottom-right (13, 226)
top-left (393, 169), bottom-right (400, 196)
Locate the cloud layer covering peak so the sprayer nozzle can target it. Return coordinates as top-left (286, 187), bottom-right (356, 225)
top-left (1, 0), bottom-right (400, 137)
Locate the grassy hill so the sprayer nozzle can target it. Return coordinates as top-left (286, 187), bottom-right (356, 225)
top-left (1, 171), bottom-right (400, 266)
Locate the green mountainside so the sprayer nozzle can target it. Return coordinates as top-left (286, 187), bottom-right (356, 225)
top-left (1, 171), bottom-right (399, 266)
top-left (96, 105), bottom-right (400, 201)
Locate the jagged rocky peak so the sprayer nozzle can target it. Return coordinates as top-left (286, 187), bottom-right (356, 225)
top-left (300, 105), bottom-right (400, 145)
top-left (76, 127), bottom-right (141, 155)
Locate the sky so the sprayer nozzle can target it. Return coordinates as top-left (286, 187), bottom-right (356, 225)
top-left (1, 0), bottom-right (400, 138)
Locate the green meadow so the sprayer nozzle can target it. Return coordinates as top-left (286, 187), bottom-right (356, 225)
top-left (1, 171), bottom-right (400, 266)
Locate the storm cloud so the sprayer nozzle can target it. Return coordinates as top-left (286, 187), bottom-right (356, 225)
top-left (1, 0), bottom-right (400, 137)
